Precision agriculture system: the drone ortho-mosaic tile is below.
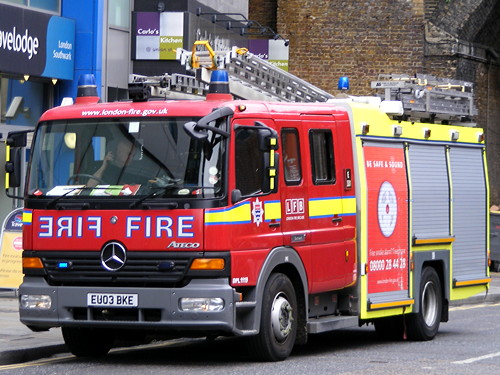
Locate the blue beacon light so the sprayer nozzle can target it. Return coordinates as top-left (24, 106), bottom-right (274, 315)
top-left (338, 76), bottom-right (350, 91)
top-left (206, 70), bottom-right (233, 101)
top-left (75, 74), bottom-right (100, 104)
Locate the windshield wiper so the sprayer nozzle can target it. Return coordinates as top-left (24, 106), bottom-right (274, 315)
top-left (129, 179), bottom-right (182, 209)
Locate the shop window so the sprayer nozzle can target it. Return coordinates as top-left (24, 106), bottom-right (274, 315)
top-left (1, 0), bottom-right (60, 12)
top-left (2, 0), bottom-right (27, 5)
top-left (29, 0), bottom-right (59, 12)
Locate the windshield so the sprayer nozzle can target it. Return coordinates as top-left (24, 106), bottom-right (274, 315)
top-left (27, 117), bottom-right (226, 199)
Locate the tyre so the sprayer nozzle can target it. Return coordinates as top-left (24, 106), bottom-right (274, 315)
top-left (62, 327), bottom-right (115, 357)
top-left (246, 273), bottom-right (298, 361)
top-left (407, 266), bottom-right (442, 341)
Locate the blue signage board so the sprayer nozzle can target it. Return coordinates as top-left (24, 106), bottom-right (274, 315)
top-left (0, 3), bottom-right (75, 80)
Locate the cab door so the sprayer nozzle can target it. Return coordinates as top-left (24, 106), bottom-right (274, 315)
top-left (223, 118), bottom-right (284, 287)
top-left (301, 115), bottom-right (356, 292)
top-left (279, 122), bottom-right (311, 251)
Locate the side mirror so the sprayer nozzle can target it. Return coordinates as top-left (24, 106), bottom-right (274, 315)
top-left (183, 106), bottom-right (233, 140)
top-left (5, 147), bottom-right (22, 188)
top-left (6, 131), bottom-right (28, 148)
top-left (4, 130), bottom-right (30, 194)
top-left (231, 189), bottom-right (242, 204)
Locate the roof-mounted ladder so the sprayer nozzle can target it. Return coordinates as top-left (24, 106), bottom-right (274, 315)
top-left (371, 73), bottom-right (477, 124)
top-left (177, 44), bottom-right (335, 103)
top-left (129, 73), bottom-right (209, 100)
top-left (129, 43), bottom-right (477, 125)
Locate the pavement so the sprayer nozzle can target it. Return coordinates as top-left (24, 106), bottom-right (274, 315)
top-left (1, 273), bottom-right (500, 366)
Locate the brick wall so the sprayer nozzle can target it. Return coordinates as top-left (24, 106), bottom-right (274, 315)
top-left (248, 0), bottom-right (277, 33)
top-left (477, 64), bottom-right (500, 204)
top-left (249, 0), bottom-right (500, 202)
top-left (273, 0), bottom-right (426, 95)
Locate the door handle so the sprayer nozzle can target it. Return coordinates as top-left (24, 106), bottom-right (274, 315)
top-left (332, 216), bottom-right (343, 223)
top-left (269, 222), bottom-right (281, 228)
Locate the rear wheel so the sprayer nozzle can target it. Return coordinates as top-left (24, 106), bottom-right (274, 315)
top-left (246, 273), bottom-right (298, 361)
top-left (407, 266), bottom-right (442, 341)
top-left (62, 327), bottom-right (115, 357)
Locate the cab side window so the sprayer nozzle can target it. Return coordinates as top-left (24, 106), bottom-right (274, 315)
top-left (309, 129), bottom-right (336, 185)
top-left (282, 128), bottom-right (302, 185)
top-left (235, 127), bottom-right (263, 196)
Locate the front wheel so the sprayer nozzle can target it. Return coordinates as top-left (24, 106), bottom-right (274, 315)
top-left (407, 266), bottom-right (442, 341)
top-left (246, 273), bottom-right (298, 361)
top-left (62, 327), bottom-right (115, 357)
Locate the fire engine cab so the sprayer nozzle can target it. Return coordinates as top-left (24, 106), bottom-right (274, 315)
top-left (5, 45), bottom-right (490, 361)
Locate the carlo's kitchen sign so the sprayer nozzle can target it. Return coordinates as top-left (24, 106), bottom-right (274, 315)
top-left (0, 3), bottom-right (75, 80)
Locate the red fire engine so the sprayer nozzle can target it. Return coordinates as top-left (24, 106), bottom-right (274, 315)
top-left (5, 46), bottom-right (490, 361)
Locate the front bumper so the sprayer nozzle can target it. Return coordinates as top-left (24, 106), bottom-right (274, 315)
top-left (19, 277), bottom-right (238, 334)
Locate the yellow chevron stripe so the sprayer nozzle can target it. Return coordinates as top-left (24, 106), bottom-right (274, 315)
top-left (309, 196), bottom-right (356, 218)
top-left (22, 210), bottom-right (33, 224)
top-left (205, 202), bottom-right (251, 224)
top-left (264, 201), bottom-right (281, 221)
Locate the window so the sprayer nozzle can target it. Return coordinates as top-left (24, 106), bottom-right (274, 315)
top-left (309, 130), bottom-right (336, 185)
top-left (1, 0), bottom-right (27, 5)
top-left (235, 127), bottom-right (264, 196)
top-left (1, 0), bottom-right (61, 12)
top-left (28, 117), bottom-right (226, 199)
top-left (29, 0), bottom-right (59, 12)
top-left (109, 0), bottom-right (130, 28)
top-left (282, 128), bottom-right (301, 185)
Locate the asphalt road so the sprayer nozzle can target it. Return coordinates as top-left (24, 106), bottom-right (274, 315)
top-left (1, 301), bottom-right (499, 375)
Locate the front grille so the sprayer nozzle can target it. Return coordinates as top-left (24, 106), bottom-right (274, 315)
top-left (40, 251), bottom-right (194, 287)
top-left (72, 307), bottom-right (162, 322)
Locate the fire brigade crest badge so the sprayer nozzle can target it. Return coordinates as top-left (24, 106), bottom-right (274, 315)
top-left (252, 198), bottom-right (265, 227)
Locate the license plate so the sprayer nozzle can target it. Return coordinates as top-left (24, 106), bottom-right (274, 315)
top-left (87, 293), bottom-right (138, 307)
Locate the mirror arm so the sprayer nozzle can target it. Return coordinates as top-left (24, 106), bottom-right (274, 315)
top-left (5, 189), bottom-right (23, 200)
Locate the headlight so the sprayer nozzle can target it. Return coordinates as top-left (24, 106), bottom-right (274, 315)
top-left (179, 297), bottom-right (224, 312)
top-left (20, 295), bottom-right (52, 309)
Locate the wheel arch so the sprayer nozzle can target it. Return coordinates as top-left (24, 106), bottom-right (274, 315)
top-left (412, 251), bottom-right (450, 322)
top-left (252, 246), bottom-right (309, 344)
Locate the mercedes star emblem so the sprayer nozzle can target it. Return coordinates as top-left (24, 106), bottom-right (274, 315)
top-left (101, 242), bottom-right (127, 271)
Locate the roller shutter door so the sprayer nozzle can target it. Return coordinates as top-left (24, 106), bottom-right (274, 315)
top-left (408, 144), bottom-right (450, 241)
top-left (449, 146), bottom-right (487, 280)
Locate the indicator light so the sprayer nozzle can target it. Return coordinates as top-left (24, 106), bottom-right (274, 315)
top-left (190, 258), bottom-right (225, 270)
top-left (57, 262), bottom-right (72, 269)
